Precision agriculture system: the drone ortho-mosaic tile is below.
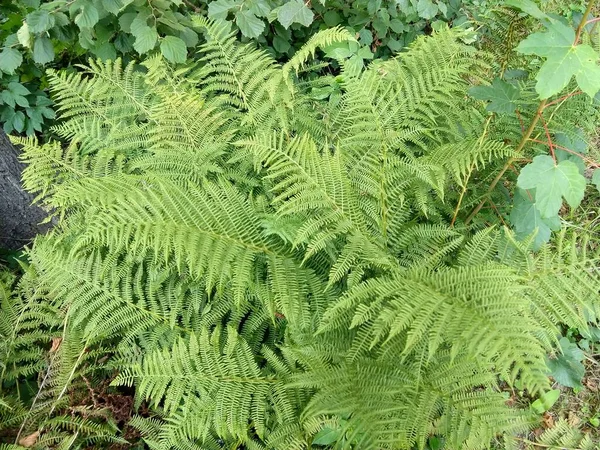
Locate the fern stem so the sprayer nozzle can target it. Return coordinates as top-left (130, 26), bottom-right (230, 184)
top-left (451, 115), bottom-right (493, 227)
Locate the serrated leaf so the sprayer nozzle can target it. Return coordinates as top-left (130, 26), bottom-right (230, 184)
top-left (546, 337), bottom-right (585, 389)
top-left (417, 0), bottom-right (438, 20)
top-left (0, 48), bottom-right (23, 74)
top-left (8, 82), bottom-right (30, 97)
top-left (26, 10), bottom-right (55, 33)
top-left (160, 36), bottom-right (187, 63)
top-left (132, 25), bottom-right (158, 54)
top-left (93, 42), bottom-right (117, 61)
top-left (277, 0), bottom-right (314, 29)
top-left (504, 0), bottom-right (548, 20)
top-left (179, 27), bottom-right (199, 48)
top-left (208, 0), bottom-right (235, 21)
top-left (12, 110), bottom-right (25, 133)
top-left (74, 4), bottom-right (99, 29)
top-left (312, 427), bottom-right (341, 445)
top-left (17, 23), bottom-right (31, 48)
top-left (555, 131), bottom-right (587, 174)
top-left (118, 12), bottom-right (137, 32)
top-left (32, 36), bottom-right (54, 65)
top-left (103, 0), bottom-right (123, 15)
top-left (517, 155), bottom-right (586, 218)
top-left (469, 78), bottom-right (520, 114)
top-left (273, 35), bottom-right (291, 53)
top-left (516, 21), bottom-right (600, 98)
top-left (235, 10), bottom-right (265, 38)
top-left (510, 188), bottom-right (560, 250)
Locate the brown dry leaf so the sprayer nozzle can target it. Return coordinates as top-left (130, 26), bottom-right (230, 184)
top-left (567, 410), bottom-right (581, 426)
top-left (18, 431), bottom-right (40, 448)
top-left (542, 412), bottom-right (555, 429)
top-left (49, 337), bottom-right (62, 353)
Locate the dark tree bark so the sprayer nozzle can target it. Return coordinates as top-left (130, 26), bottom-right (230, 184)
top-left (0, 130), bottom-right (50, 250)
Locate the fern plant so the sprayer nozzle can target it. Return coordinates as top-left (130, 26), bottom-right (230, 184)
top-left (7, 18), bottom-right (600, 449)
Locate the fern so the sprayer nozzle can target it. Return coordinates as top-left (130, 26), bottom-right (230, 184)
top-left (8, 22), bottom-right (600, 449)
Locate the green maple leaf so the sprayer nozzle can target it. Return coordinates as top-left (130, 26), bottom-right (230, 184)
top-left (517, 155), bottom-right (586, 218)
top-left (546, 337), bottom-right (585, 389)
top-left (516, 21), bottom-right (600, 99)
top-left (510, 188), bottom-right (560, 250)
top-left (468, 78), bottom-right (520, 114)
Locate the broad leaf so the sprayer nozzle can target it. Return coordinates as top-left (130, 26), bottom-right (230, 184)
top-left (312, 427), bottom-right (341, 445)
top-left (417, 0), bottom-right (438, 20)
top-left (592, 169), bottom-right (600, 193)
top-left (160, 36), bottom-right (187, 63)
top-left (17, 23), bottom-right (31, 48)
top-left (74, 4), bottom-right (99, 29)
top-left (510, 188), bottom-right (560, 249)
top-left (103, 0), bottom-right (123, 15)
top-left (32, 36), bottom-right (54, 64)
top-left (530, 389), bottom-right (560, 414)
top-left (277, 0), bottom-right (314, 29)
top-left (235, 10), bottom-right (265, 38)
top-left (517, 155), bottom-right (586, 218)
top-left (26, 10), bottom-right (55, 33)
top-left (469, 78), bottom-right (520, 114)
top-left (208, 0), bottom-right (236, 21)
top-left (0, 48), bottom-right (23, 74)
top-left (546, 337), bottom-right (585, 389)
top-left (555, 131), bottom-right (587, 174)
top-left (504, 0), bottom-right (548, 20)
top-left (132, 25), bottom-right (159, 54)
top-left (516, 21), bottom-right (600, 98)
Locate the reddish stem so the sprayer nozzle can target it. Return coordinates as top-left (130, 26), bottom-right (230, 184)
top-left (543, 91), bottom-right (583, 108)
top-left (528, 138), bottom-right (600, 167)
top-left (515, 109), bottom-right (525, 133)
top-left (585, 17), bottom-right (600, 26)
top-left (539, 116), bottom-right (556, 162)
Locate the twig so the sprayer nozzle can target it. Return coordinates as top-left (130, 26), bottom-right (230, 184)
top-left (575, 0), bottom-right (597, 44)
top-left (182, 0), bottom-right (201, 13)
top-left (539, 115), bottom-right (556, 162)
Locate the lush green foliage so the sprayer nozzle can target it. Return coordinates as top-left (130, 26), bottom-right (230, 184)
top-left (1, 8), bottom-right (600, 447)
top-left (0, 0), bottom-right (486, 135)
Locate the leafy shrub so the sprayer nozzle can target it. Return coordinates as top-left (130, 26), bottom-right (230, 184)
top-left (0, 0), bottom-right (480, 136)
top-left (3, 16), bottom-right (600, 448)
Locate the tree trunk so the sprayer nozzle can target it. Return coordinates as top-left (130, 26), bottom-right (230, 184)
top-left (0, 130), bottom-right (50, 250)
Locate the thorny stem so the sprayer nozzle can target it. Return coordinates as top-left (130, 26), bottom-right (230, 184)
top-left (465, 0), bottom-right (597, 226)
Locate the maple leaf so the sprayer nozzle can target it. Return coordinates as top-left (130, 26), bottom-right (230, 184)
top-left (516, 21), bottom-right (600, 99)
